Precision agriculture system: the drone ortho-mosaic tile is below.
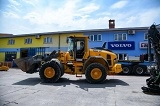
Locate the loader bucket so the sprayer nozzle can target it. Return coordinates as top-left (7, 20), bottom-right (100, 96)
top-left (13, 57), bottom-right (35, 72)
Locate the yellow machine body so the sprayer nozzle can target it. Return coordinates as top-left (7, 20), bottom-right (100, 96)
top-left (57, 36), bottom-right (121, 75)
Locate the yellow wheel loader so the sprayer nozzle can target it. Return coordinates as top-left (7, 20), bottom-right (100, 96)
top-left (14, 36), bottom-right (122, 83)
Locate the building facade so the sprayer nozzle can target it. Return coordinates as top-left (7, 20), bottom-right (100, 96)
top-left (0, 26), bottom-right (159, 65)
top-left (83, 27), bottom-right (156, 60)
top-left (0, 32), bottom-right (83, 62)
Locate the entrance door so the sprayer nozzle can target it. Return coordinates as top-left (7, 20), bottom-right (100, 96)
top-left (20, 48), bottom-right (36, 58)
top-left (20, 49), bottom-right (28, 58)
top-left (20, 47), bottom-right (45, 58)
top-left (5, 52), bottom-right (17, 61)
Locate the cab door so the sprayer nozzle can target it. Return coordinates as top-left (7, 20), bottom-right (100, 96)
top-left (75, 40), bottom-right (85, 59)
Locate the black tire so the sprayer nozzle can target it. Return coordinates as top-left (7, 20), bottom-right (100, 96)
top-left (61, 69), bottom-right (64, 77)
top-left (133, 65), bottom-right (146, 75)
top-left (85, 63), bottom-right (107, 84)
top-left (57, 60), bottom-right (64, 77)
top-left (39, 61), bottom-right (61, 83)
top-left (122, 65), bottom-right (132, 75)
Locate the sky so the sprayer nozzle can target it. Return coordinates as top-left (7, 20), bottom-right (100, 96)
top-left (0, 0), bottom-right (160, 35)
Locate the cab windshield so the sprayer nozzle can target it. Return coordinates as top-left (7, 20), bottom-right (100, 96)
top-left (67, 38), bottom-right (74, 52)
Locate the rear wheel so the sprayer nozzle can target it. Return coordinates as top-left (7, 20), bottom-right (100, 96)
top-left (122, 65), bottom-right (132, 75)
top-left (39, 61), bottom-right (61, 83)
top-left (133, 65), bottom-right (146, 75)
top-left (85, 63), bottom-right (107, 83)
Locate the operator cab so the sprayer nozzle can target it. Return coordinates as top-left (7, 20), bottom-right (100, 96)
top-left (67, 36), bottom-right (87, 60)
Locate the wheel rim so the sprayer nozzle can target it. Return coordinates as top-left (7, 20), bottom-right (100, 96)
top-left (123, 67), bottom-right (129, 74)
top-left (136, 67), bottom-right (143, 75)
top-left (90, 68), bottom-right (102, 80)
top-left (44, 67), bottom-right (55, 78)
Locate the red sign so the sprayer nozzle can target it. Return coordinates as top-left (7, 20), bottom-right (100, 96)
top-left (140, 42), bottom-right (152, 49)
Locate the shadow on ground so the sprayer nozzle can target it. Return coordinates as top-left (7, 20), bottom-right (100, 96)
top-left (12, 77), bottom-right (129, 91)
top-left (13, 78), bottom-right (41, 86)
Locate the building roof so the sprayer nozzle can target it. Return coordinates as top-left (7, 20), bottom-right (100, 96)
top-left (0, 33), bottom-right (13, 37)
top-left (0, 26), bottom-right (159, 38)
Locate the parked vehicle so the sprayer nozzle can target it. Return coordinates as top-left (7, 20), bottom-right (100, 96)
top-left (0, 62), bottom-right (9, 71)
top-left (118, 55), bottom-right (155, 75)
top-left (14, 36), bottom-right (122, 83)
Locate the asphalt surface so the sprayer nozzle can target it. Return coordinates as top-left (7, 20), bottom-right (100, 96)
top-left (0, 68), bottom-right (159, 106)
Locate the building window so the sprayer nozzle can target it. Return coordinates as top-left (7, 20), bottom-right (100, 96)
top-left (117, 53), bottom-right (127, 60)
top-left (5, 52), bottom-right (17, 61)
top-left (114, 33), bottom-right (127, 41)
top-left (90, 34), bottom-right (102, 41)
top-left (144, 33), bottom-right (148, 40)
top-left (24, 38), bottom-right (32, 44)
top-left (8, 39), bottom-right (15, 45)
top-left (44, 37), bottom-right (52, 43)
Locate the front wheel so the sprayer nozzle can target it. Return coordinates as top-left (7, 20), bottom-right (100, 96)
top-left (39, 61), bottom-right (61, 83)
top-left (85, 63), bottom-right (107, 84)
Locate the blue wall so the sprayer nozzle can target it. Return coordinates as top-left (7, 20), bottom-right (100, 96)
top-left (84, 29), bottom-right (152, 57)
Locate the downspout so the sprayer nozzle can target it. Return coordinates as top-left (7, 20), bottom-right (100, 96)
top-left (58, 33), bottom-right (60, 53)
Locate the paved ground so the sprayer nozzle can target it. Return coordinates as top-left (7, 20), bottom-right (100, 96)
top-left (0, 68), bottom-right (159, 106)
